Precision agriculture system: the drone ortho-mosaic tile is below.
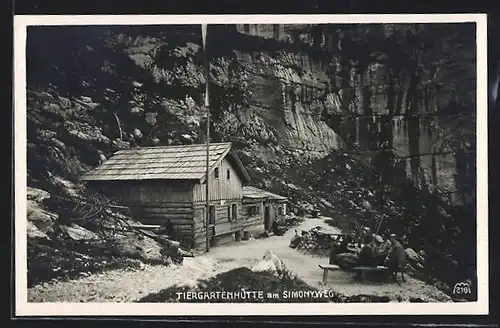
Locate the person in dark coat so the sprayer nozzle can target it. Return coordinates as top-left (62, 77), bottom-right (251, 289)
top-left (289, 230), bottom-right (302, 249)
top-left (352, 236), bottom-right (379, 279)
top-left (387, 233), bottom-right (407, 283)
top-left (357, 237), bottom-right (376, 267)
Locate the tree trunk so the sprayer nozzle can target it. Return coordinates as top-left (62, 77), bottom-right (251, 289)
top-left (114, 112), bottom-right (123, 140)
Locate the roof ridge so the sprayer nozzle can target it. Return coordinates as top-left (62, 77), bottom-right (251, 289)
top-left (117, 142), bottom-right (232, 150)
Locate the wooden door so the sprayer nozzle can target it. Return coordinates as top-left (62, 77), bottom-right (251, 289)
top-left (264, 206), bottom-right (271, 231)
top-left (209, 205), bottom-right (216, 244)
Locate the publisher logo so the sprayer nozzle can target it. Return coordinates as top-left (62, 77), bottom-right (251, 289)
top-left (452, 281), bottom-right (471, 295)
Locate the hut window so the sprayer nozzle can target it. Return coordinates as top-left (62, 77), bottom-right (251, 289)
top-left (232, 204), bottom-right (238, 220)
top-left (214, 167), bottom-right (219, 179)
top-left (248, 205), bottom-right (260, 216)
top-left (227, 169), bottom-right (231, 180)
top-left (278, 207), bottom-right (283, 215)
top-left (227, 205), bottom-right (231, 220)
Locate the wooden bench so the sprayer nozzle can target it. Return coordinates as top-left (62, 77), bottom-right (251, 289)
top-left (319, 264), bottom-right (341, 284)
top-left (352, 266), bottom-right (388, 280)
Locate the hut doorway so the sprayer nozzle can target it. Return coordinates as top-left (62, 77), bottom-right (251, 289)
top-left (264, 206), bottom-right (271, 231)
top-left (209, 205), bottom-right (216, 246)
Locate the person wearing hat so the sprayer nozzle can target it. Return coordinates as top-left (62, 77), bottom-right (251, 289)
top-left (389, 233), bottom-right (401, 248)
top-left (386, 233), bottom-right (407, 282)
top-left (371, 234), bottom-right (386, 266)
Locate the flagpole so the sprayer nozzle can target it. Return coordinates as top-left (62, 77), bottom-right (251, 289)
top-left (202, 24), bottom-right (210, 253)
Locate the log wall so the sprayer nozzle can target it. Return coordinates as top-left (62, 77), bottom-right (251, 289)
top-left (241, 199), bottom-right (266, 238)
top-left (127, 202), bottom-right (195, 248)
top-left (86, 180), bottom-right (196, 249)
top-left (192, 200), bottom-right (248, 250)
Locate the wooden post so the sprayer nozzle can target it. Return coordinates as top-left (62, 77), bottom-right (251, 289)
top-left (205, 106), bottom-right (210, 253)
top-left (202, 24), bottom-right (210, 253)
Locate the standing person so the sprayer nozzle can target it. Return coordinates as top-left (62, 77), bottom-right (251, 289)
top-left (387, 233), bottom-right (407, 283)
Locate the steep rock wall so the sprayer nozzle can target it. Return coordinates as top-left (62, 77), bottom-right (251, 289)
top-left (229, 24), bottom-right (475, 204)
top-left (230, 50), bottom-right (344, 158)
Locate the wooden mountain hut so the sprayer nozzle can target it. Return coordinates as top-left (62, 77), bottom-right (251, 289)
top-left (80, 142), bottom-right (252, 251)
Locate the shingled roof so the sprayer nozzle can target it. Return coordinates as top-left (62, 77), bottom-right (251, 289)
top-left (242, 186), bottom-right (287, 201)
top-left (81, 142), bottom-right (251, 182)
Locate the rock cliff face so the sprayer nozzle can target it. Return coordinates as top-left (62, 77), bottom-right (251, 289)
top-left (228, 24), bottom-right (475, 204)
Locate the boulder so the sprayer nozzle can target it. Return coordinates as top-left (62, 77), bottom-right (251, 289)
top-left (113, 231), bottom-right (164, 263)
top-left (27, 221), bottom-right (51, 241)
top-left (66, 122), bottom-right (110, 145)
top-left (133, 128), bottom-right (143, 139)
top-left (132, 81), bottom-right (143, 88)
top-left (27, 187), bottom-right (51, 203)
top-left (27, 200), bottom-right (56, 235)
top-left (362, 200), bottom-right (372, 210)
top-left (48, 176), bottom-right (80, 198)
top-left (251, 250), bottom-right (291, 277)
top-left (112, 139), bottom-right (131, 150)
top-left (60, 224), bottom-right (100, 241)
top-left (405, 248), bottom-right (425, 265)
top-left (130, 107), bottom-right (143, 114)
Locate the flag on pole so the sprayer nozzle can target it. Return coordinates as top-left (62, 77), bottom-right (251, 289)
top-left (201, 24), bottom-right (209, 107)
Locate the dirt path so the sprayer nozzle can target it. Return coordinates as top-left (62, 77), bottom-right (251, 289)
top-left (205, 218), bottom-right (451, 302)
top-left (27, 218), bottom-right (451, 303)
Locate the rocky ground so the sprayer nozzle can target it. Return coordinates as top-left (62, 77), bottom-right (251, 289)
top-left (26, 185), bottom-right (181, 288)
top-left (28, 218), bottom-right (452, 303)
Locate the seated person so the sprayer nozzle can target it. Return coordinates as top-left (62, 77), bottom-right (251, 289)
top-left (371, 234), bottom-right (386, 266)
top-left (329, 235), bottom-right (351, 265)
top-left (356, 236), bottom-right (377, 267)
top-left (355, 235), bottom-right (389, 278)
top-left (379, 233), bottom-right (392, 257)
top-left (271, 220), bottom-right (281, 235)
top-left (289, 230), bottom-right (302, 249)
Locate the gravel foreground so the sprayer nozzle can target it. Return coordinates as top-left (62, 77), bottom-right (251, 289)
top-left (27, 219), bottom-right (454, 303)
top-left (28, 257), bottom-right (242, 303)
top-left (137, 267), bottom-right (397, 303)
